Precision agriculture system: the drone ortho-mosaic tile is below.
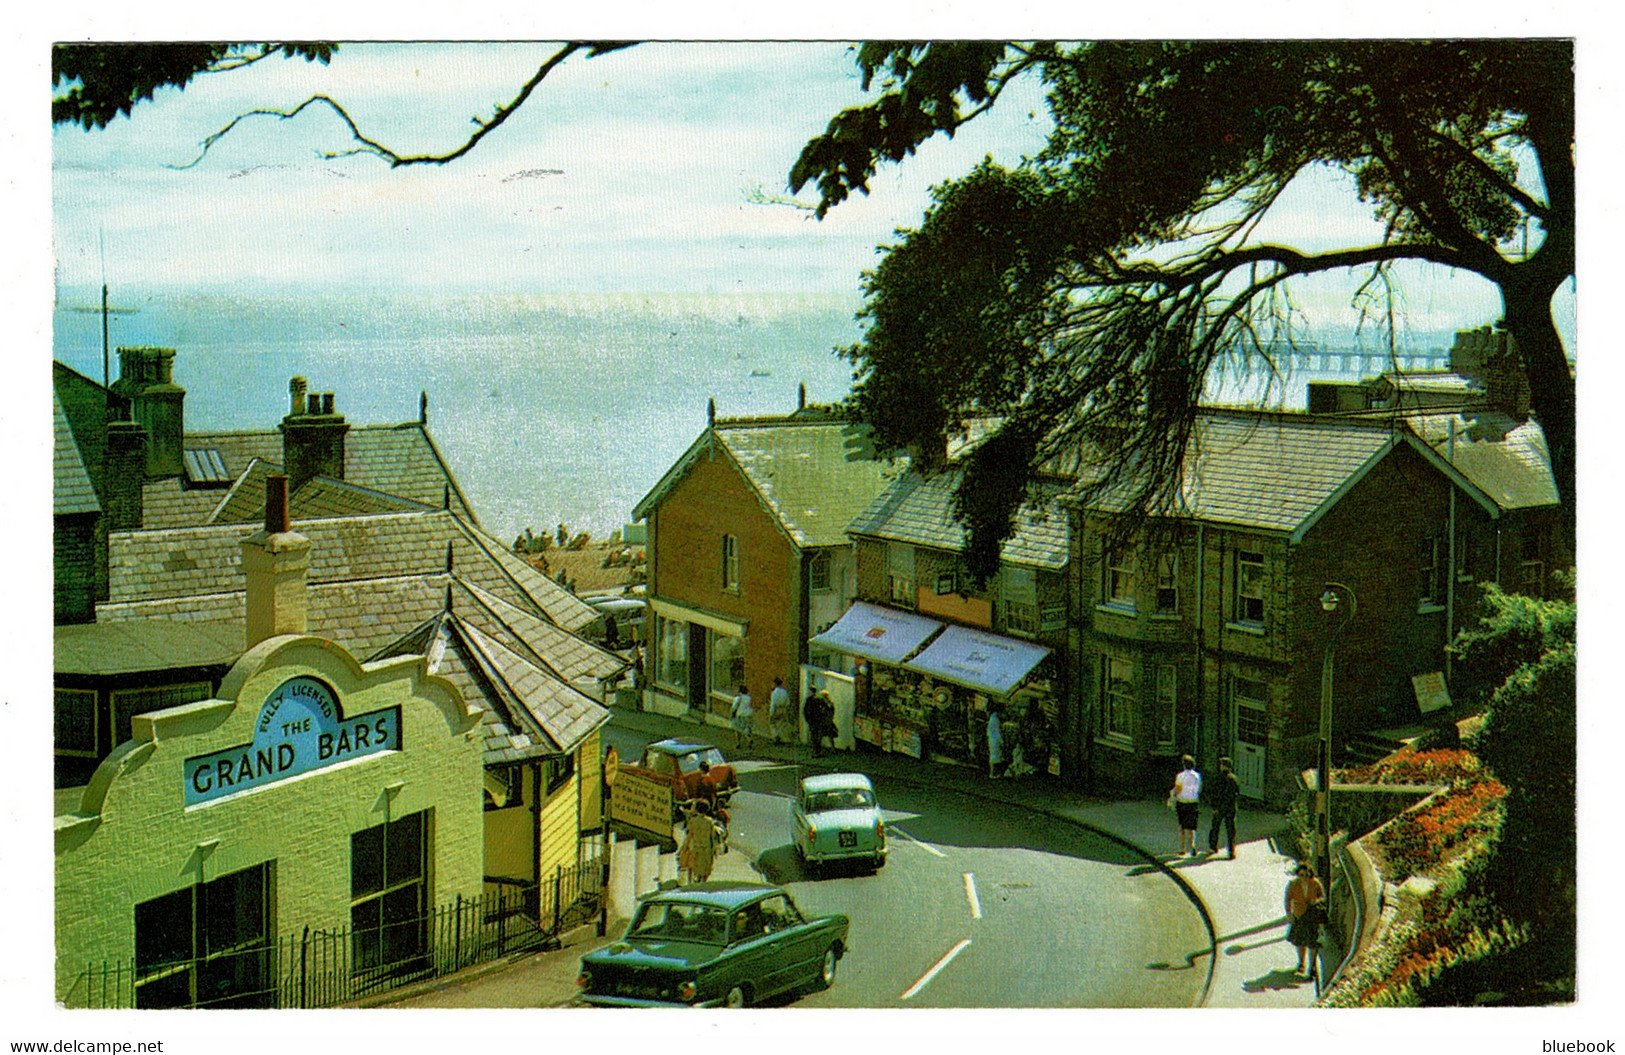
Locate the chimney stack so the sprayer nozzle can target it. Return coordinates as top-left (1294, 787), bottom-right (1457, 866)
top-left (290, 376), bottom-right (307, 417)
top-left (240, 474), bottom-right (312, 650)
top-left (103, 420), bottom-right (148, 530)
top-left (110, 347), bottom-right (185, 479)
top-left (281, 382), bottom-right (350, 492)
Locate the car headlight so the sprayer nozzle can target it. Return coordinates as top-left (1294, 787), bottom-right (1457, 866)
top-left (806, 822), bottom-right (817, 841)
top-left (576, 969), bottom-right (592, 989)
top-left (678, 979), bottom-right (697, 1002)
top-left (875, 818), bottom-right (885, 843)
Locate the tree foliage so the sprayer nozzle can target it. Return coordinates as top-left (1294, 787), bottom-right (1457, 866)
top-left (52, 43), bottom-right (336, 130)
top-left (793, 41), bottom-right (1575, 579)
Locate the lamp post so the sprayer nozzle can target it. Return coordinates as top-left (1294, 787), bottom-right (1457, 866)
top-left (1317, 582), bottom-right (1356, 900)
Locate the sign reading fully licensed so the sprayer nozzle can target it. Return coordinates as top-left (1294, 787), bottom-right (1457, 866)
top-left (184, 676), bottom-right (400, 806)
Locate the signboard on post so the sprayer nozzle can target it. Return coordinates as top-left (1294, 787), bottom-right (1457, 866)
top-left (1412, 671), bottom-right (1452, 714)
top-left (608, 767), bottom-right (673, 842)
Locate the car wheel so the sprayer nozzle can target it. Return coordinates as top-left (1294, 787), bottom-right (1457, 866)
top-left (814, 946), bottom-right (839, 991)
top-left (873, 853), bottom-right (887, 871)
top-left (725, 984), bottom-right (749, 1008)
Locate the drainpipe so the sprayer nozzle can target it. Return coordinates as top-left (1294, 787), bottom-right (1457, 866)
top-left (531, 761), bottom-right (543, 910)
top-left (1445, 421), bottom-right (1457, 683)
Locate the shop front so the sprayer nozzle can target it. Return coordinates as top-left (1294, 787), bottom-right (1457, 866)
top-left (811, 603), bottom-right (1060, 777)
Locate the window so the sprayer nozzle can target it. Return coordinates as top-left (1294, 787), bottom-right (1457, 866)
top-left (1233, 551), bottom-right (1266, 626)
top-left (1419, 534), bottom-right (1445, 608)
top-left (888, 543), bottom-right (916, 609)
top-left (1155, 553), bottom-right (1179, 615)
top-left (1001, 565), bottom-right (1038, 636)
top-left (1103, 546), bottom-right (1136, 608)
top-left (710, 632), bottom-right (745, 702)
top-left (655, 616), bottom-right (688, 692)
top-left (1155, 665), bottom-right (1177, 749)
top-left (721, 535), bottom-right (740, 591)
top-left (543, 753), bottom-right (576, 795)
top-left (1232, 677), bottom-right (1268, 747)
top-left (110, 681), bottom-right (211, 745)
top-left (134, 863), bottom-right (273, 1009)
top-left (808, 550), bottom-right (832, 592)
top-left (1519, 532), bottom-right (1546, 598)
top-left (351, 810), bottom-right (429, 975)
top-left (55, 688), bottom-right (97, 756)
top-left (1100, 656), bottom-right (1135, 743)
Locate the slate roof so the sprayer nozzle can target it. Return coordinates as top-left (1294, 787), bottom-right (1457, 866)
top-left (847, 470), bottom-right (1070, 570)
top-left (54, 392), bottom-right (100, 517)
top-left (103, 509), bottom-right (601, 633)
top-left (1403, 412), bottom-right (1559, 511)
top-left (54, 618), bottom-right (242, 676)
top-left (633, 416), bottom-right (904, 549)
top-left (372, 612), bottom-right (610, 760)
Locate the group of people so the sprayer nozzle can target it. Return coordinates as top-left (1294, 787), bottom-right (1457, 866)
top-left (1169, 754), bottom-right (1327, 978)
top-left (726, 678), bottom-right (840, 755)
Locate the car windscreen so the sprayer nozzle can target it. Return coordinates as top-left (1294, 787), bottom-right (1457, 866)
top-left (628, 901), bottom-right (730, 945)
top-left (806, 787), bottom-right (874, 812)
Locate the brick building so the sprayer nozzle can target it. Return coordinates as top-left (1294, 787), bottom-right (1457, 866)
top-left (632, 407), bottom-right (900, 730)
top-left (1070, 408), bottom-right (1563, 805)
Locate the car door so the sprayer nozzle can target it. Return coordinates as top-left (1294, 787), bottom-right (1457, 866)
top-left (790, 791), bottom-right (809, 853)
top-left (763, 892), bottom-right (826, 990)
top-left (723, 902), bottom-right (782, 1000)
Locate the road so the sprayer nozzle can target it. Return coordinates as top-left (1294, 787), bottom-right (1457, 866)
top-left (610, 727), bottom-right (1209, 1009)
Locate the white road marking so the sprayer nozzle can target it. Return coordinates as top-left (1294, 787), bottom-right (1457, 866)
top-left (891, 825), bottom-right (946, 857)
top-left (900, 939), bottom-right (973, 1000)
top-left (964, 872), bottom-right (983, 920)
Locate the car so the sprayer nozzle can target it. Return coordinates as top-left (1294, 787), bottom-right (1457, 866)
top-left (631, 738), bottom-right (740, 818)
top-left (576, 881), bottom-right (849, 1007)
top-left (791, 772), bottom-right (887, 874)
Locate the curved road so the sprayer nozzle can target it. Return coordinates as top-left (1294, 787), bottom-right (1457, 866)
top-left (713, 756), bottom-right (1209, 1008)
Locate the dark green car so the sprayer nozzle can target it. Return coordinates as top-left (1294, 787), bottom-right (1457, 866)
top-left (576, 882), bottom-right (849, 1007)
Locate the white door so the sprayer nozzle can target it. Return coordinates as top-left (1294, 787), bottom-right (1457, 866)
top-left (1233, 697), bottom-right (1268, 799)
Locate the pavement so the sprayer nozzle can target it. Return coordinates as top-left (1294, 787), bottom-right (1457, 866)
top-left (372, 704), bottom-right (1322, 1009)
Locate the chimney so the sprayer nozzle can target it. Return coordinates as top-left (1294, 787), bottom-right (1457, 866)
top-left (290, 376), bottom-right (307, 417)
top-left (240, 474), bottom-right (312, 650)
top-left (280, 384), bottom-right (350, 492)
top-left (110, 347), bottom-right (185, 479)
top-left (102, 420), bottom-right (148, 530)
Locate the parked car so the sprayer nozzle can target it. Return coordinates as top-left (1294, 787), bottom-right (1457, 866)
top-left (791, 772), bottom-right (887, 874)
top-left (628, 738), bottom-right (740, 819)
top-left (576, 881), bottom-right (849, 1007)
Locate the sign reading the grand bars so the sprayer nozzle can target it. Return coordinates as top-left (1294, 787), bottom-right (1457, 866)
top-left (608, 767), bottom-right (673, 840)
top-left (184, 675), bottom-right (400, 805)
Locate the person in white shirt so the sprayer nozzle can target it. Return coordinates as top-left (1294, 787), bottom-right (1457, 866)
top-left (730, 685), bottom-right (755, 751)
top-left (769, 677), bottom-right (791, 743)
top-left (1170, 755), bottom-right (1203, 856)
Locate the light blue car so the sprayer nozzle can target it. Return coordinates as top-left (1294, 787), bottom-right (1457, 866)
top-left (791, 772), bottom-right (887, 875)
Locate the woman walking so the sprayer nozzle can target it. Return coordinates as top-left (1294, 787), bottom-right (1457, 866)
top-left (1285, 861), bottom-right (1327, 978)
top-left (729, 684), bottom-right (754, 751)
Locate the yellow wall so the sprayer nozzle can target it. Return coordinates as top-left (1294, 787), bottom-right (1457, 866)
top-left (54, 635), bottom-right (486, 1004)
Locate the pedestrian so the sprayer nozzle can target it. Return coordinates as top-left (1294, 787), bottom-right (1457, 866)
top-left (680, 801), bottom-right (719, 883)
top-left (631, 644), bottom-right (645, 691)
top-left (1169, 754), bottom-right (1202, 856)
top-left (730, 684), bottom-right (754, 750)
top-left (1285, 861), bottom-right (1327, 978)
top-left (803, 688), bottom-right (823, 756)
top-left (986, 703), bottom-right (1005, 779)
top-left (1206, 756), bottom-right (1241, 858)
top-left (603, 613), bottom-right (620, 650)
top-left (769, 677), bottom-right (791, 743)
top-left (814, 690), bottom-right (838, 752)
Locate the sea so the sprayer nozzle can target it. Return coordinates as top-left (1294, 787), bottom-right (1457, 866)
top-left (51, 289), bottom-right (1454, 543)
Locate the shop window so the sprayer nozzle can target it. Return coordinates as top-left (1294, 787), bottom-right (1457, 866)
top-left (1102, 546), bottom-right (1135, 609)
top-left (110, 681), bottom-right (211, 746)
top-left (134, 862), bottom-right (273, 1009)
top-left (888, 543), bottom-right (916, 609)
top-left (721, 534), bottom-right (740, 592)
top-left (351, 810), bottom-right (429, 976)
top-left (1419, 534), bottom-right (1445, 609)
top-left (1155, 553), bottom-right (1179, 615)
top-left (809, 550), bottom-right (832, 592)
top-left (1100, 656), bottom-right (1135, 744)
top-left (1233, 551), bottom-right (1266, 627)
top-left (655, 616), bottom-right (689, 693)
top-left (1155, 665), bottom-right (1177, 750)
top-left (54, 688), bottom-right (97, 757)
top-left (710, 632), bottom-right (745, 704)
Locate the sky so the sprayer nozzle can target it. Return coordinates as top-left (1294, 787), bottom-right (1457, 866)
top-left (13, 9), bottom-right (1622, 1053)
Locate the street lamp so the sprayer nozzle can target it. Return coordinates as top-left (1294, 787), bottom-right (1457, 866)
top-left (1317, 582), bottom-right (1356, 902)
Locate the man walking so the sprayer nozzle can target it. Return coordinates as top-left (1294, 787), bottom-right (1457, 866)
top-left (769, 677), bottom-right (791, 743)
top-left (1206, 756), bottom-right (1241, 859)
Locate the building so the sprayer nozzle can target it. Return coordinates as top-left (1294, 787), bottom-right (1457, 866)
top-left (813, 467), bottom-right (1072, 777)
top-left (631, 405), bottom-right (901, 729)
top-left (1068, 407), bottom-right (1563, 804)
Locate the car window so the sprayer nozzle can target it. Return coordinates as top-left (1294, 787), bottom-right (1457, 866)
top-left (756, 894), bottom-right (797, 933)
top-left (629, 901), bottom-right (728, 945)
top-left (678, 752), bottom-right (700, 775)
top-left (730, 904), bottom-right (768, 944)
top-left (808, 787), bottom-right (874, 812)
top-left (702, 748), bottom-right (725, 766)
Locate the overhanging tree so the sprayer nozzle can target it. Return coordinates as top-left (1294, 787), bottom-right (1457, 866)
top-left (790, 41), bottom-right (1575, 579)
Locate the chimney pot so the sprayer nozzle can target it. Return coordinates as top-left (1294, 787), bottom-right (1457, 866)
top-left (266, 474), bottom-right (290, 533)
top-left (322, 393), bottom-right (335, 415)
top-left (290, 376), bottom-right (307, 416)
top-left (307, 394), bottom-right (322, 415)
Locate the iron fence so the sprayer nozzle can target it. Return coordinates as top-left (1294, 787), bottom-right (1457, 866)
top-left (66, 851), bottom-right (606, 1009)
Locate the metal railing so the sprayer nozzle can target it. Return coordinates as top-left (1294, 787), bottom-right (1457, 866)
top-left (66, 851), bottom-right (605, 1009)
